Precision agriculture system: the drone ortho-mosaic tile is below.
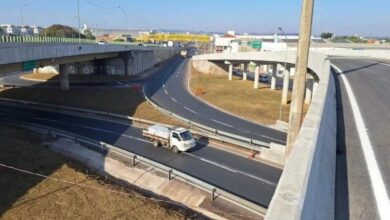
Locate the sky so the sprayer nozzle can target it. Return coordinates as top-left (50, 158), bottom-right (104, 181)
top-left (0, 0), bottom-right (389, 37)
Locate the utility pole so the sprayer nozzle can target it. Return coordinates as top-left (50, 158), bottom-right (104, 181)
top-left (286, 0), bottom-right (315, 157)
top-left (76, 0), bottom-right (81, 46)
top-left (118, 6), bottom-right (128, 44)
top-left (21, 3), bottom-right (29, 26)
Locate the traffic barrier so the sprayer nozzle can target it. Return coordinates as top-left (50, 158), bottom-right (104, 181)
top-left (4, 120), bottom-right (267, 216)
top-left (0, 97), bottom-right (268, 153)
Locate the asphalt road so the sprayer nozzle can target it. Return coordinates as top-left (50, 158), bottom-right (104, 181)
top-left (144, 56), bottom-right (287, 145)
top-left (0, 101), bottom-right (282, 208)
top-left (332, 58), bottom-right (390, 220)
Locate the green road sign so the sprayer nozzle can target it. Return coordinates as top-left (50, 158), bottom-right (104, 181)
top-left (22, 60), bottom-right (37, 71)
top-left (251, 40), bottom-right (262, 49)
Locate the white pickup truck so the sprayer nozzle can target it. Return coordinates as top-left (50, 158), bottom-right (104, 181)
top-left (142, 125), bottom-right (196, 153)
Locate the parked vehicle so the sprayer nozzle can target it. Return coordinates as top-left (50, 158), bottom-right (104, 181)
top-left (97, 40), bottom-right (107, 45)
top-left (142, 125), bottom-right (196, 153)
top-left (260, 75), bottom-right (269, 83)
top-left (180, 50), bottom-right (188, 58)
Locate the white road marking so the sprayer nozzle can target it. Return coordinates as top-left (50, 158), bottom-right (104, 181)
top-left (171, 97), bottom-right (177, 103)
top-left (183, 106), bottom-right (197, 114)
top-left (365, 59), bottom-right (390, 67)
top-left (333, 64), bottom-right (390, 220)
top-left (81, 125), bottom-right (150, 143)
top-left (183, 152), bottom-right (276, 186)
top-left (211, 119), bottom-right (233, 128)
top-left (164, 89), bottom-right (169, 95)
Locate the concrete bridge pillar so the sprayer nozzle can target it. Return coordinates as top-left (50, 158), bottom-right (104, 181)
top-left (305, 79), bottom-right (313, 105)
top-left (59, 64), bottom-right (69, 91)
top-left (254, 65), bottom-right (260, 89)
top-left (227, 62), bottom-right (233, 80)
top-left (271, 63), bottom-right (277, 90)
top-left (281, 65), bottom-right (290, 105)
top-left (243, 63), bottom-right (248, 80)
top-left (313, 79), bottom-right (319, 96)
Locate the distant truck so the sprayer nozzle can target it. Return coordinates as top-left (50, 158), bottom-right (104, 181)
top-left (180, 50), bottom-right (188, 58)
top-left (142, 125), bottom-right (196, 153)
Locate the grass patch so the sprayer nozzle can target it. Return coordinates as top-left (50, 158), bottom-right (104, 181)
top-left (190, 68), bottom-right (308, 125)
top-left (21, 72), bottom-right (137, 83)
top-left (0, 87), bottom-right (182, 126)
top-left (0, 124), bottom-right (203, 219)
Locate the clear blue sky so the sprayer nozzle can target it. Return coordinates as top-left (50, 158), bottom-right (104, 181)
top-left (0, 0), bottom-right (389, 37)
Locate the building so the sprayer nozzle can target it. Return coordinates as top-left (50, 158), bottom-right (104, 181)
top-left (0, 24), bottom-right (43, 36)
top-left (213, 31), bottom-right (322, 53)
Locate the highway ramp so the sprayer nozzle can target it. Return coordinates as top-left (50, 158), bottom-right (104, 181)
top-left (0, 102), bottom-right (282, 208)
top-left (144, 56), bottom-right (287, 145)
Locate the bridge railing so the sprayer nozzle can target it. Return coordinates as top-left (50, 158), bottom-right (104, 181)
top-left (0, 35), bottom-right (167, 48)
top-left (192, 51), bottom-right (337, 220)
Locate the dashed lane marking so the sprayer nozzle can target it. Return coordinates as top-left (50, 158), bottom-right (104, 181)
top-left (183, 106), bottom-right (197, 114)
top-left (211, 119), bottom-right (233, 128)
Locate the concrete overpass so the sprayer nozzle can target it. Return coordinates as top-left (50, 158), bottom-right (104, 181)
top-left (192, 49), bottom-right (390, 219)
top-left (0, 43), bottom-right (180, 89)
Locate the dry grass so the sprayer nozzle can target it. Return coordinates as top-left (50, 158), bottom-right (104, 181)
top-left (0, 87), bottom-right (182, 126)
top-left (0, 124), bottom-right (204, 219)
top-left (21, 72), bottom-right (136, 83)
top-left (190, 69), bottom-right (308, 125)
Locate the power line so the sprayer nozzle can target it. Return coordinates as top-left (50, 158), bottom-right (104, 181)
top-left (0, 162), bottom-right (262, 219)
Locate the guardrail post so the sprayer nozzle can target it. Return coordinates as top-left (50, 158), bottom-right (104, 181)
top-left (132, 155), bottom-right (137, 167)
top-left (211, 188), bottom-right (217, 201)
top-left (168, 169), bottom-right (173, 180)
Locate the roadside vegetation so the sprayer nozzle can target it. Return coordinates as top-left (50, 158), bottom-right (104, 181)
top-left (0, 124), bottom-right (203, 219)
top-left (189, 67), bottom-right (309, 125)
top-left (21, 72), bottom-right (137, 82)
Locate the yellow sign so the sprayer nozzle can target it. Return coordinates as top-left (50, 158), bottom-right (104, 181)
top-left (137, 33), bottom-right (211, 43)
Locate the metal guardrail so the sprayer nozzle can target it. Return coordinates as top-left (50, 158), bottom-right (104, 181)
top-left (0, 35), bottom-right (161, 47)
top-left (0, 97), bottom-right (268, 153)
top-left (5, 120), bottom-right (266, 215)
top-left (141, 88), bottom-right (271, 150)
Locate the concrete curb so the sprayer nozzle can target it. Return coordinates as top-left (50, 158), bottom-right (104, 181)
top-left (8, 121), bottom-right (266, 218)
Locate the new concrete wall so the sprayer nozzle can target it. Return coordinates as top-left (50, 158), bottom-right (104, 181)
top-left (191, 60), bottom-right (229, 76)
top-left (192, 51), bottom-right (337, 220)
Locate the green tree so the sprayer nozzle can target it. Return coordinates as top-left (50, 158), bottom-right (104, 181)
top-left (83, 29), bottom-right (96, 40)
top-left (320, 32), bottom-right (334, 39)
top-left (40, 24), bottom-right (86, 38)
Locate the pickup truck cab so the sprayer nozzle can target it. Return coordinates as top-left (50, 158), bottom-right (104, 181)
top-left (142, 125), bottom-right (196, 153)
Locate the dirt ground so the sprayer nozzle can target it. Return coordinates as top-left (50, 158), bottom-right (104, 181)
top-left (0, 124), bottom-right (207, 220)
top-left (189, 68), bottom-right (308, 125)
top-left (21, 72), bottom-right (137, 83)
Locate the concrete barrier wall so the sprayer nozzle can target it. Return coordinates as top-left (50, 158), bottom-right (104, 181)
top-left (313, 48), bottom-right (390, 59)
top-left (191, 59), bottom-right (228, 76)
top-left (193, 51), bottom-right (337, 219)
top-left (0, 44), bottom-right (179, 66)
top-left (0, 44), bottom-right (180, 77)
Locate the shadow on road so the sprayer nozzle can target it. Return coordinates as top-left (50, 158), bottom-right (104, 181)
top-left (333, 70), bottom-right (350, 220)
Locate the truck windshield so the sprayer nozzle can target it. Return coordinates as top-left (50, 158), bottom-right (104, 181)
top-left (180, 131), bottom-right (193, 141)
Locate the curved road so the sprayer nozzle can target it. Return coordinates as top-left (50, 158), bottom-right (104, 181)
top-left (332, 58), bottom-right (390, 220)
top-left (144, 56), bottom-right (287, 145)
top-left (0, 101), bottom-right (281, 208)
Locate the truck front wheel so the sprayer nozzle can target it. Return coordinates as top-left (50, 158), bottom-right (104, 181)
top-left (172, 146), bottom-right (179, 154)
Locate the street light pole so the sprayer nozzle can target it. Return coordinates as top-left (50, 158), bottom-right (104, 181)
top-left (286, 0), bottom-right (315, 157)
top-left (21, 3), bottom-right (29, 26)
top-left (118, 6), bottom-right (128, 44)
top-left (278, 27), bottom-right (288, 121)
top-left (76, 0), bottom-right (81, 46)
